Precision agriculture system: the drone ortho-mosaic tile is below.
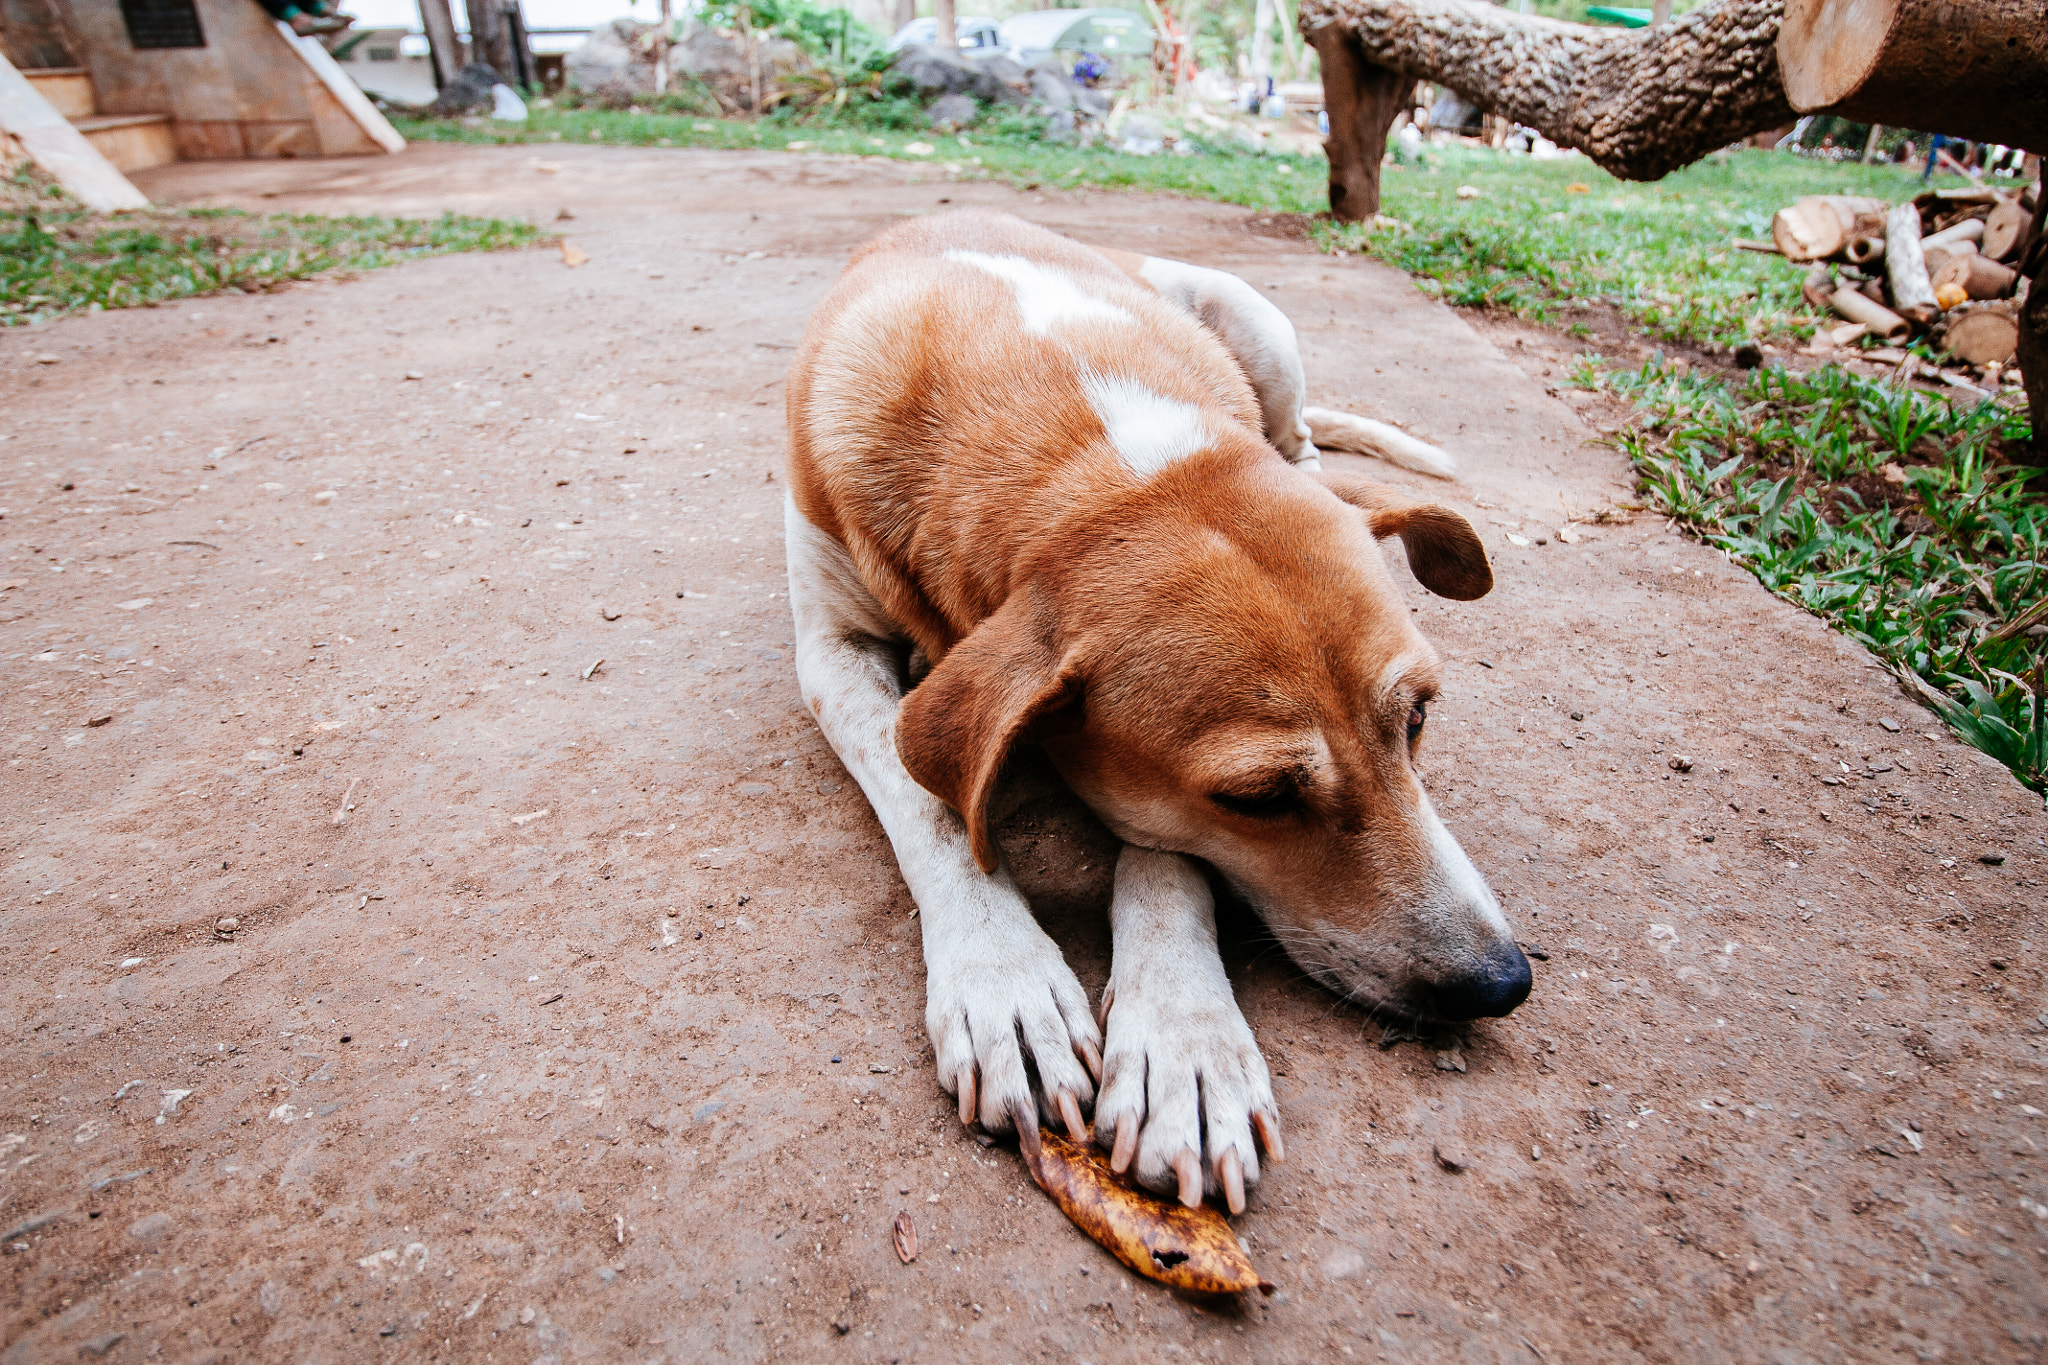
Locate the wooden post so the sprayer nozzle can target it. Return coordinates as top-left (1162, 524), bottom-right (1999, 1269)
top-left (1307, 22), bottom-right (1409, 223)
top-left (934, 0), bottom-right (956, 51)
top-left (416, 0), bottom-right (462, 89)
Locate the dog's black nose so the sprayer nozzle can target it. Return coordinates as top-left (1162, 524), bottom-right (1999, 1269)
top-left (1429, 942), bottom-right (1533, 1020)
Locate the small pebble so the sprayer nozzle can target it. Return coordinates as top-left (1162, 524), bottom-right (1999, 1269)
top-left (1878, 718), bottom-right (1901, 732)
top-left (1978, 853), bottom-right (2006, 866)
top-left (404, 370), bottom-right (423, 381)
top-left (1668, 755), bottom-right (1694, 772)
top-left (215, 916), bottom-right (239, 934)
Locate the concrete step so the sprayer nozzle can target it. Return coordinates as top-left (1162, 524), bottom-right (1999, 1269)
top-left (76, 113), bottom-right (178, 174)
top-left (21, 67), bottom-right (93, 121)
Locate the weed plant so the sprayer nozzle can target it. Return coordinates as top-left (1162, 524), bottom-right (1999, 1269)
top-left (0, 168), bottom-right (541, 326)
top-left (1594, 356), bottom-right (2044, 793)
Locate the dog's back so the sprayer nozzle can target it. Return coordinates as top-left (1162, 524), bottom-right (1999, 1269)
top-left (786, 210), bottom-right (1270, 657)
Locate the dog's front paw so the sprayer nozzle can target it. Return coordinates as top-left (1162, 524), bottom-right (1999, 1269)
top-left (924, 920), bottom-right (1102, 1147)
top-left (1092, 969), bottom-right (1281, 1213)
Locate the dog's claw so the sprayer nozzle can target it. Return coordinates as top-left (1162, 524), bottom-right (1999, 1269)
top-left (1096, 983), bottom-right (1115, 1031)
top-left (1077, 1038), bottom-right (1103, 1084)
top-left (1218, 1148), bottom-right (1246, 1215)
top-left (1057, 1090), bottom-right (1086, 1141)
top-left (1253, 1110), bottom-right (1285, 1163)
top-left (1110, 1114), bottom-right (1138, 1174)
top-left (1173, 1149), bottom-right (1202, 1208)
top-left (957, 1066), bottom-right (978, 1128)
top-left (1016, 1100), bottom-right (1044, 1170)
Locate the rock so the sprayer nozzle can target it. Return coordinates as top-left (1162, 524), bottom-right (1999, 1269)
top-left (1668, 755), bottom-right (1694, 772)
top-left (889, 43), bottom-right (1028, 107)
top-left (1878, 717), bottom-right (1901, 732)
top-left (927, 92), bottom-right (979, 131)
top-left (1432, 1142), bottom-right (1468, 1172)
top-left (1118, 113), bottom-right (1165, 155)
top-left (426, 63), bottom-right (503, 117)
top-left (1979, 853), bottom-right (2006, 866)
top-left (215, 916), bottom-right (238, 936)
top-left (127, 1212), bottom-right (171, 1241)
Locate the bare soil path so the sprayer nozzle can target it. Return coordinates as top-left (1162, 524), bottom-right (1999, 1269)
top-left (2, 143), bottom-right (2044, 1364)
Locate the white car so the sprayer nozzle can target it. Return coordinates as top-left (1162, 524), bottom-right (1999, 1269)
top-left (885, 15), bottom-right (1005, 52)
top-left (996, 8), bottom-right (1151, 69)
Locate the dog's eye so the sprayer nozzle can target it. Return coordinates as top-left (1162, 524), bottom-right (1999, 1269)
top-left (1407, 701), bottom-right (1428, 741)
top-left (1210, 785), bottom-right (1300, 820)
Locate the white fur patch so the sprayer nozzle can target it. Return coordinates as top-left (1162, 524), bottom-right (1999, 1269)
top-left (944, 250), bottom-right (1134, 336)
top-left (1081, 371), bottom-right (1211, 479)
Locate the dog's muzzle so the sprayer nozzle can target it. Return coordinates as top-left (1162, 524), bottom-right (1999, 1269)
top-left (1422, 940), bottom-right (1533, 1020)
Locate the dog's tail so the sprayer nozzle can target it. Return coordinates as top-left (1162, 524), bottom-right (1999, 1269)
top-left (1302, 406), bottom-right (1457, 481)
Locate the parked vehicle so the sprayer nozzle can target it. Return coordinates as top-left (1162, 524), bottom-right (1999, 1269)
top-left (885, 15), bottom-right (1004, 52)
top-left (996, 8), bottom-right (1151, 69)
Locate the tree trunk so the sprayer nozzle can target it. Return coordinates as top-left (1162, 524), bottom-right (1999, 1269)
top-left (1252, 0), bottom-right (1277, 83)
top-left (464, 0), bottom-right (513, 78)
top-left (1299, 0), bottom-right (1794, 221)
top-left (1778, 0), bottom-right (2048, 152)
top-left (1306, 23), bottom-right (1411, 225)
top-left (417, 0), bottom-right (463, 90)
top-left (2016, 183), bottom-right (2048, 458)
top-left (933, 0), bottom-right (957, 51)
top-left (1885, 201), bottom-right (1937, 325)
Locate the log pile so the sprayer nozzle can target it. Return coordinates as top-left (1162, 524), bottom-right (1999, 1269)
top-left (1775, 183), bottom-right (2035, 372)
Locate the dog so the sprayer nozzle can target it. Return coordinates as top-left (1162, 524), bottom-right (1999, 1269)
top-left (782, 210), bottom-right (1529, 1212)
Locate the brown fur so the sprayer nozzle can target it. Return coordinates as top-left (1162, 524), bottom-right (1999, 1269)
top-left (787, 209), bottom-right (1502, 1014)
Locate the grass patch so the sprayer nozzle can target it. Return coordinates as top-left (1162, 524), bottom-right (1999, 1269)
top-left (0, 167), bottom-right (544, 326)
top-left (390, 105), bottom-right (1334, 214)
top-left (1593, 355), bottom-right (2043, 794)
top-left (1321, 146), bottom-right (1948, 353)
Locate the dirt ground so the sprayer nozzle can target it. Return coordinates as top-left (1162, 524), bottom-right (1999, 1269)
top-left (3, 143), bottom-right (2045, 1364)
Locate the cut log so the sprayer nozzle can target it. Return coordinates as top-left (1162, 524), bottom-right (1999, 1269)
top-left (1778, 0), bottom-right (2048, 151)
top-left (1922, 218), bottom-right (1985, 253)
top-left (1922, 241), bottom-right (1976, 290)
top-left (1801, 263), bottom-right (1837, 311)
top-left (1299, 0), bottom-right (1793, 220)
top-left (1945, 307), bottom-right (2019, 368)
top-left (1884, 201), bottom-right (1937, 327)
top-left (1982, 201), bottom-right (2028, 264)
top-left (1843, 233), bottom-right (1884, 266)
top-left (1771, 194), bottom-right (1886, 262)
top-left (1828, 286), bottom-right (1908, 341)
top-left (1934, 252), bottom-right (2018, 302)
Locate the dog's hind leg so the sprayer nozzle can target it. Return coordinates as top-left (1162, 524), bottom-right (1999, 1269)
top-left (784, 496), bottom-right (1101, 1151)
top-left (1123, 253), bottom-right (1459, 480)
top-left (1126, 255), bottom-right (1319, 466)
top-left (1092, 845), bottom-right (1281, 1213)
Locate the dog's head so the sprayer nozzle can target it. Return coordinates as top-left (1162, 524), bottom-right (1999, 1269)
top-left (896, 460), bottom-right (1528, 1025)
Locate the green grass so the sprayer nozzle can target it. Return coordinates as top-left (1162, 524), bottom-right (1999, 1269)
top-left (391, 104), bottom-right (1336, 212)
top-left (0, 168), bottom-right (544, 326)
top-left (1323, 145), bottom-right (1950, 352)
top-left (1590, 355), bottom-right (2044, 794)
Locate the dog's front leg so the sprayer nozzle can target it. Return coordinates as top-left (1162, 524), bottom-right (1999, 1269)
top-left (785, 501), bottom-right (1101, 1149)
top-left (1094, 846), bottom-right (1282, 1213)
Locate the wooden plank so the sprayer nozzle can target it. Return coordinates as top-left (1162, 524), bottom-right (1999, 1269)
top-left (0, 48), bottom-right (146, 208)
top-left (274, 20), bottom-right (404, 155)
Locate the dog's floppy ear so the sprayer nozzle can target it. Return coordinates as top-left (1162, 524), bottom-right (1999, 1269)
top-left (896, 584), bottom-right (1080, 875)
top-left (1311, 470), bottom-right (1494, 601)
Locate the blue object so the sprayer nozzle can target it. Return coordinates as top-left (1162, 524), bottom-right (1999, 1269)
top-left (1585, 6), bottom-right (1653, 25)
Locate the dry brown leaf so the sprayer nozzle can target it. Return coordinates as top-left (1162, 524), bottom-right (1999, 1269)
top-left (560, 241), bottom-right (590, 268)
top-left (1025, 1128), bottom-right (1272, 1296)
top-left (892, 1211), bottom-right (918, 1265)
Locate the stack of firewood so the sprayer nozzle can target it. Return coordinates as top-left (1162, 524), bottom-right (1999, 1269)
top-left (1770, 184), bottom-right (2035, 371)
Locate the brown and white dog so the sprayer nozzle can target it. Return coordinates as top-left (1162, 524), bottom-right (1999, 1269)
top-left (783, 210), bottom-right (1529, 1212)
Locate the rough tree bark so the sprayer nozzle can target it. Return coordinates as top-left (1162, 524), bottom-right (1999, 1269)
top-left (1298, 0), bottom-right (1793, 222)
top-left (2017, 184), bottom-right (2048, 456)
